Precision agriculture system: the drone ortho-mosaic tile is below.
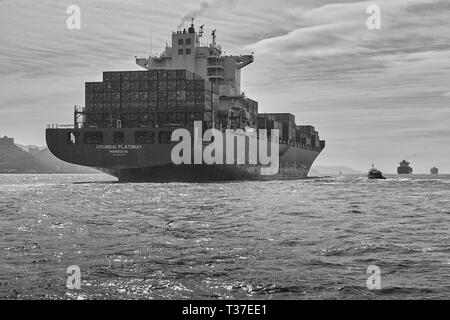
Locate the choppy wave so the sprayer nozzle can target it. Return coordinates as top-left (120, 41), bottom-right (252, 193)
top-left (0, 174), bottom-right (449, 299)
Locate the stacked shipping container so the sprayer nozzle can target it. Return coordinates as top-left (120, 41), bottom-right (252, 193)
top-left (84, 70), bottom-right (218, 128)
top-left (296, 125), bottom-right (321, 149)
top-left (243, 98), bottom-right (258, 128)
top-left (256, 117), bottom-right (283, 140)
top-left (82, 69), bottom-right (323, 149)
top-left (258, 113), bottom-right (295, 143)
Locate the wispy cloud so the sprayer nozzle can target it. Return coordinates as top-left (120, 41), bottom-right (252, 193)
top-left (0, 0), bottom-right (449, 172)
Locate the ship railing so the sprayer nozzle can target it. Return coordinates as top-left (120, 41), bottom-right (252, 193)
top-left (207, 70), bottom-right (225, 77)
top-left (47, 124), bottom-right (75, 129)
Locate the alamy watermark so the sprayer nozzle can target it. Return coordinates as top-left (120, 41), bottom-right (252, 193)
top-left (66, 5), bottom-right (81, 30)
top-left (66, 265), bottom-right (81, 290)
top-left (171, 121), bottom-right (280, 176)
top-left (366, 5), bottom-right (381, 30)
top-left (366, 265), bottom-right (382, 290)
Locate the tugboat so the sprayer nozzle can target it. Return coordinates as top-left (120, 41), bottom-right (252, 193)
top-left (368, 164), bottom-right (386, 179)
top-left (430, 167), bottom-right (439, 175)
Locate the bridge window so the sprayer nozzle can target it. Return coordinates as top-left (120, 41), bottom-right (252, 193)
top-left (178, 39), bottom-right (184, 45)
top-left (113, 132), bottom-right (125, 144)
top-left (84, 132), bottom-right (103, 144)
top-left (186, 39), bottom-right (191, 45)
top-left (186, 49), bottom-right (191, 55)
top-left (178, 49), bottom-right (183, 55)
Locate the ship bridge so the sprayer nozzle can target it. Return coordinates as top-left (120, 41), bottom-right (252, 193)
top-left (135, 19), bottom-right (254, 97)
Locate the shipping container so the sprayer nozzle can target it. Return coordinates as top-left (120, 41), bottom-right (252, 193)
top-left (112, 72), bottom-right (121, 82)
top-left (111, 82), bottom-right (121, 92)
top-left (103, 93), bottom-right (111, 102)
top-left (149, 91), bottom-right (158, 101)
top-left (297, 125), bottom-right (315, 135)
top-left (122, 82), bottom-right (130, 92)
top-left (103, 71), bottom-right (121, 82)
top-left (112, 92), bottom-right (121, 103)
top-left (94, 82), bottom-right (103, 92)
top-left (186, 81), bottom-right (196, 91)
top-left (139, 81), bottom-right (149, 91)
top-left (176, 69), bottom-right (194, 80)
top-left (158, 81), bottom-right (168, 91)
top-left (149, 81), bottom-right (158, 91)
top-left (167, 70), bottom-right (177, 80)
top-left (102, 82), bottom-right (111, 92)
top-left (259, 113), bottom-right (294, 142)
top-left (131, 92), bottom-right (140, 102)
top-left (103, 72), bottom-right (113, 82)
top-left (138, 71), bottom-right (148, 81)
top-left (140, 92), bottom-right (149, 101)
top-left (168, 81), bottom-right (177, 91)
top-left (158, 70), bottom-right (167, 80)
top-left (121, 71), bottom-right (130, 82)
top-left (94, 93), bottom-right (103, 102)
top-left (85, 82), bottom-right (95, 94)
top-left (130, 72), bottom-right (139, 81)
top-left (148, 70), bottom-right (158, 81)
top-left (130, 81), bottom-right (139, 92)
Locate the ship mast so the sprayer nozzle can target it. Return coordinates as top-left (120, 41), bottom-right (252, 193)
top-left (212, 29), bottom-right (217, 47)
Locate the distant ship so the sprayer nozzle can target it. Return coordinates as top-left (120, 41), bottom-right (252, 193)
top-left (430, 167), bottom-right (438, 174)
top-left (45, 20), bottom-right (325, 182)
top-left (367, 164), bottom-right (386, 179)
top-left (397, 160), bottom-right (413, 174)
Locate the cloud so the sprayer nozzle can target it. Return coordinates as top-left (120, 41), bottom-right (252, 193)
top-left (0, 0), bottom-right (449, 172)
top-left (248, 0), bottom-right (449, 60)
top-left (177, 0), bottom-right (233, 29)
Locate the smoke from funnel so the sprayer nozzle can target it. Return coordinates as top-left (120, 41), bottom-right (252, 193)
top-left (177, 0), bottom-right (233, 29)
top-left (178, 1), bottom-right (212, 29)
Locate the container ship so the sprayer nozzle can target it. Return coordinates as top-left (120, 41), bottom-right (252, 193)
top-left (46, 21), bottom-right (325, 182)
top-left (397, 160), bottom-right (413, 174)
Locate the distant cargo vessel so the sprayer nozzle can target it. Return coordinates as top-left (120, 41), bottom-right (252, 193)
top-left (46, 20), bottom-right (325, 182)
top-left (397, 160), bottom-right (413, 174)
top-left (430, 167), bottom-right (438, 174)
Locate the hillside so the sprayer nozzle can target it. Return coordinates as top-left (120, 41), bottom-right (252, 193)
top-left (0, 136), bottom-right (98, 174)
top-left (312, 165), bottom-right (362, 175)
top-left (0, 138), bottom-right (54, 173)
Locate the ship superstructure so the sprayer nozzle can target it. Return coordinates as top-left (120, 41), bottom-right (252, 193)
top-left (397, 160), bottom-right (413, 174)
top-left (46, 21), bottom-right (325, 182)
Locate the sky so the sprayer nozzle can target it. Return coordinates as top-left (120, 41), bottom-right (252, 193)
top-left (0, 0), bottom-right (449, 173)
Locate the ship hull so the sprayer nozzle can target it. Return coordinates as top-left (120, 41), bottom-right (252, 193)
top-left (46, 128), bottom-right (322, 182)
top-left (98, 162), bottom-right (311, 182)
top-left (397, 168), bottom-right (413, 174)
